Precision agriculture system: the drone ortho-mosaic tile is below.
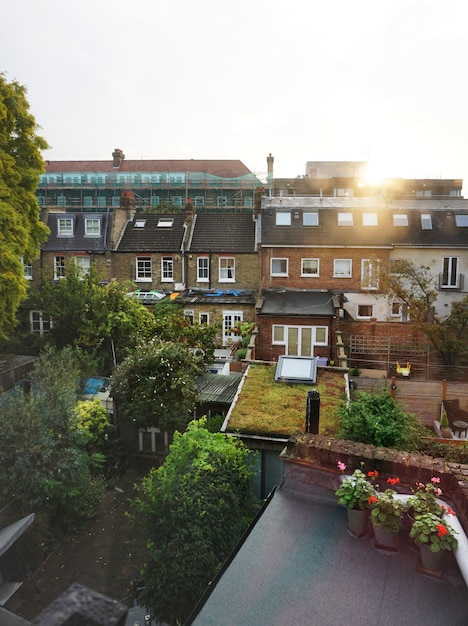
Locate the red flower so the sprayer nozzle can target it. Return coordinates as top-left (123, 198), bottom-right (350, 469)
top-left (367, 470), bottom-right (379, 478)
top-left (437, 524), bottom-right (447, 537)
top-left (368, 495), bottom-right (378, 504)
top-left (387, 477), bottom-right (400, 485)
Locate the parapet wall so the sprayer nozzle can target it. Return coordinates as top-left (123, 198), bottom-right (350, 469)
top-left (280, 433), bottom-right (468, 533)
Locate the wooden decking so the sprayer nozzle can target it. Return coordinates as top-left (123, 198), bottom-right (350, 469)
top-left (354, 374), bottom-right (468, 429)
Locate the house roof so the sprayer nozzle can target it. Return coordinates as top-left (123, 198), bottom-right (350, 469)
top-left (180, 289), bottom-right (257, 306)
top-left (196, 373), bottom-right (243, 405)
top-left (189, 214), bottom-right (257, 253)
top-left (189, 484), bottom-right (468, 625)
top-left (42, 212), bottom-right (112, 252)
top-left (45, 159), bottom-right (254, 178)
top-left (116, 213), bottom-right (186, 252)
top-left (257, 289), bottom-right (337, 317)
top-left (261, 197), bottom-right (468, 248)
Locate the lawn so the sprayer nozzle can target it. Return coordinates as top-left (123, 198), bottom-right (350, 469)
top-left (225, 364), bottom-right (347, 438)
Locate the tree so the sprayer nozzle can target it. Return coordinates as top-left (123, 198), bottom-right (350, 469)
top-left (112, 339), bottom-right (206, 430)
top-left (0, 73), bottom-right (49, 337)
top-left (384, 259), bottom-right (468, 365)
top-left (132, 419), bottom-right (258, 624)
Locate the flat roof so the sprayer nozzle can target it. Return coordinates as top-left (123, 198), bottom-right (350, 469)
top-left (189, 486), bottom-right (468, 625)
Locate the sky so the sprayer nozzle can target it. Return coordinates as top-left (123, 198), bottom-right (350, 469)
top-left (2, 0), bottom-right (468, 188)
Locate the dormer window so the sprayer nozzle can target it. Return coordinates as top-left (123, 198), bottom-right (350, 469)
top-left (303, 212), bottom-right (319, 226)
top-left (157, 218), bottom-right (174, 228)
top-left (85, 217), bottom-right (101, 236)
top-left (134, 219), bottom-right (146, 228)
top-left (57, 217), bottom-right (73, 236)
top-left (393, 214), bottom-right (408, 226)
top-left (276, 212), bottom-right (291, 226)
top-left (338, 213), bottom-right (353, 226)
top-left (362, 213), bottom-right (378, 226)
top-left (421, 214), bottom-right (432, 230)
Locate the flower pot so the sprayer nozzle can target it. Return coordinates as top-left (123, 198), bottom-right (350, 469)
top-left (346, 508), bottom-right (369, 538)
top-left (373, 526), bottom-right (400, 551)
top-left (417, 543), bottom-right (446, 578)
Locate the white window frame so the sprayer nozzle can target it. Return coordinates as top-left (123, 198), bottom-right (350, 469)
top-left (219, 257), bottom-right (235, 282)
top-left (337, 212), bottom-right (353, 226)
top-left (362, 213), bottom-right (378, 226)
top-left (30, 310), bottom-right (52, 334)
top-left (441, 256), bottom-right (459, 288)
top-left (197, 256), bottom-right (209, 282)
top-left (57, 217), bottom-right (73, 236)
top-left (272, 324), bottom-right (328, 356)
top-left (161, 256), bottom-right (174, 282)
top-left (361, 259), bottom-right (380, 290)
top-left (136, 256), bottom-right (152, 281)
top-left (391, 302), bottom-right (402, 318)
top-left (303, 212), bottom-right (319, 226)
top-left (22, 257), bottom-right (32, 280)
top-left (199, 312), bottom-right (210, 324)
top-left (54, 256), bottom-right (66, 280)
top-left (333, 259), bottom-right (352, 278)
top-left (276, 212), bottom-right (291, 226)
top-left (223, 311), bottom-right (243, 345)
top-left (357, 304), bottom-right (374, 319)
top-left (134, 219), bottom-right (146, 228)
top-left (74, 256), bottom-right (91, 276)
top-left (455, 214), bottom-right (468, 227)
top-left (270, 258), bottom-right (288, 276)
top-left (301, 258), bottom-right (319, 277)
top-left (85, 218), bottom-right (101, 236)
top-left (184, 309), bottom-right (194, 324)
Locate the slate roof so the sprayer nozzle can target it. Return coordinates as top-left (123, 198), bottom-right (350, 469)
top-left (261, 197), bottom-right (468, 248)
top-left (257, 289), bottom-right (337, 317)
top-left (116, 213), bottom-right (186, 252)
top-left (189, 214), bottom-right (257, 253)
top-left (42, 212), bottom-right (112, 252)
top-left (45, 159), bottom-right (254, 178)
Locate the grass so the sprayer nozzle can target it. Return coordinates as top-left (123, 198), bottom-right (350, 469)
top-left (226, 364), bottom-right (347, 438)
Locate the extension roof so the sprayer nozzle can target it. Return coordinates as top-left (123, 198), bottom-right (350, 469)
top-left (257, 289), bottom-right (337, 317)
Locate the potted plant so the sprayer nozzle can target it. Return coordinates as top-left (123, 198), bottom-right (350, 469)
top-left (369, 484), bottom-right (406, 551)
top-left (407, 477), bottom-right (444, 519)
top-left (335, 463), bottom-right (377, 538)
top-left (409, 512), bottom-right (458, 576)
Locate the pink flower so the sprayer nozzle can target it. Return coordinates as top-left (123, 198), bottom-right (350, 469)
top-left (435, 487), bottom-right (442, 497)
top-left (416, 482), bottom-right (425, 489)
top-left (337, 461), bottom-right (347, 471)
top-left (431, 476), bottom-right (441, 484)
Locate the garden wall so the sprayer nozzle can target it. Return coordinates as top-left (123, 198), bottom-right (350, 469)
top-left (280, 433), bottom-right (468, 533)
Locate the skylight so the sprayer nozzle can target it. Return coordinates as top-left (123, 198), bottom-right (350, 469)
top-left (455, 214), bottom-right (468, 227)
top-left (157, 218), bottom-right (174, 228)
top-left (275, 355), bottom-right (318, 384)
top-left (134, 219), bottom-right (146, 228)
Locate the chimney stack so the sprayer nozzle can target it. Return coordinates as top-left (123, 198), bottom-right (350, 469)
top-left (267, 153), bottom-right (274, 182)
top-left (112, 148), bottom-right (125, 168)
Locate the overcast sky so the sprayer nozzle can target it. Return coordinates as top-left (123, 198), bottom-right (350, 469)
top-left (2, 0), bottom-right (468, 187)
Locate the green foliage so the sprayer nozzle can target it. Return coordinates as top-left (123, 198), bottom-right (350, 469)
top-left (75, 399), bottom-right (110, 444)
top-left (419, 440), bottom-right (468, 464)
top-left (133, 419), bottom-right (259, 624)
top-left (370, 489), bottom-right (405, 533)
top-left (112, 339), bottom-right (205, 430)
top-left (0, 73), bottom-right (50, 337)
top-left (407, 481), bottom-right (444, 517)
top-left (335, 468), bottom-right (375, 510)
top-left (338, 391), bottom-right (421, 450)
top-left (202, 414), bottom-right (225, 433)
top-left (440, 409), bottom-right (449, 430)
top-left (409, 512), bottom-right (458, 552)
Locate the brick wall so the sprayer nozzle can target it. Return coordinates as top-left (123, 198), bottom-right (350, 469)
top-left (110, 251), bottom-right (184, 290)
top-left (186, 252), bottom-right (260, 290)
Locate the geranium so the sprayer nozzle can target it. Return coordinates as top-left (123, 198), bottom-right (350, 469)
top-left (335, 467), bottom-right (376, 511)
top-left (367, 470), bottom-right (379, 478)
top-left (368, 495), bottom-right (378, 505)
top-left (407, 480), bottom-right (444, 517)
top-left (369, 488), bottom-right (406, 533)
top-left (387, 477), bottom-right (400, 486)
top-left (409, 512), bottom-right (458, 552)
top-left (337, 461), bottom-right (347, 471)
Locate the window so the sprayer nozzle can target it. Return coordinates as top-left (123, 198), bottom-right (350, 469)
top-left (134, 219), bottom-right (146, 228)
top-left (194, 196), bottom-right (204, 207)
top-left (421, 214), bottom-right (432, 230)
top-left (197, 257), bottom-right (209, 282)
top-left (389, 258), bottom-right (408, 275)
top-left (199, 312), bottom-right (210, 324)
top-left (30, 311), bottom-right (52, 334)
top-left (74, 256), bottom-right (91, 276)
top-left (338, 213), bottom-right (353, 226)
top-left (441, 257), bottom-right (459, 288)
top-left (219, 257), bottom-right (235, 282)
top-left (333, 259), bottom-right (352, 277)
top-left (393, 214), bottom-right (408, 227)
top-left (37, 195), bottom-right (45, 206)
top-left (57, 217), bottom-right (73, 236)
top-left (455, 214), bottom-right (468, 227)
top-left (334, 188), bottom-right (353, 197)
top-left (112, 196), bottom-right (120, 207)
top-left (357, 305), bottom-right (374, 318)
top-left (272, 325), bottom-right (328, 356)
top-left (276, 212), bottom-right (291, 226)
top-left (57, 195), bottom-right (67, 207)
top-left (84, 196), bottom-right (93, 207)
top-left (150, 195), bottom-right (160, 207)
top-left (217, 196), bottom-right (228, 207)
top-left (223, 311), bottom-right (243, 344)
top-left (22, 257), bottom-right (32, 280)
top-left (416, 189), bottom-right (432, 197)
top-left (301, 259), bottom-right (319, 276)
top-left (136, 256), bottom-right (152, 280)
top-left (54, 256), bottom-right (65, 279)
top-left (157, 218), bottom-right (174, 228)
top-left (271, 258), bottom-right (288, 276)
top-left (391, 302), bottom-right (402, 317)
top-left (361, 259), bottom-right (380, 290)
top-left (362, 213), bottom-right (378, 226)
top-left (161, 256), bottom-right (174, 281)
top-left (172, 196), bottom-right (183, 207)
top-left (97, 196), bottom-right (106, 207)
top-left (85, 218), bottom-right (101, 236)
top-left (303, 212), bottom-right (319, 226)
top-left (184, 310), bottom-right (194, 324)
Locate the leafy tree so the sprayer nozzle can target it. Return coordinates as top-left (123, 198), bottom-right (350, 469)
top-left (338, 391), bottom-right (423, 450)
top-left (75, 398), bottom-right (110, 445)
top-left (0, 73), bottom-right (49, 337)
top-left (132, 419), bottom-right (259, 624)
top-left (0, 347), bottom-right (104, 532)
top-left (112, 339), bottom-right (206, 430)
top-left (384, 259), bottom-right (468, 365)
top-left (35, 264), bottom-right (156, 373)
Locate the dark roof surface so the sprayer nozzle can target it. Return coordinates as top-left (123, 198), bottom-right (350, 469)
top-left (46, 159), bottom-right (254, 178)
top-left (117, 213), bottom-right (186, 252)
top-left (261, 198), bottom-right (468, 248)
top-left (258, 289), bottom-right (337, 317)
top-left (196, 373), bottom-right (243, 404)
top-left (189, 214), bottom-right (257, 253)
top-left (190, 485), bottom-right (468, 626)
top-left (42, 212), bottom-right (112, 252)
top-left (180, 289), bottom-right (257, 305)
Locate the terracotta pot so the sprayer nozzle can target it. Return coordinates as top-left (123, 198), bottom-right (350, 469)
top-left (418, 543), bottom-right (446, 577)
top-left (373, 525), bottom-right (400, 551)
top-left (346, 508), bottom-right (369, 538)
